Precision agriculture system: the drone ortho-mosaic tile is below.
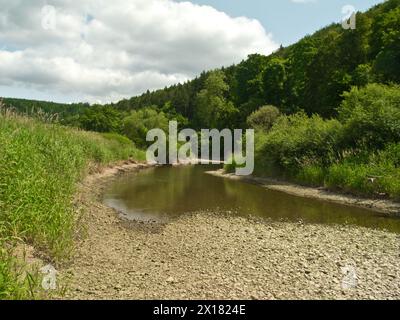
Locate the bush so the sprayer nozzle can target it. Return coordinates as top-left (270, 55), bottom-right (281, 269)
top-left (0, 244), bottom-right (41, 299)
top-left (123, 107), bottom-right (169, 148)
top-left (246, 105), bottom-right (281, 131)
top-left (251, 85), bottom-right (400, 200)
top-left (77, 105), bottom-right (123, 133)
top-left (339, 84), bottom-right (400, 149)
top-left (255, 112), bottom-right (343, 174)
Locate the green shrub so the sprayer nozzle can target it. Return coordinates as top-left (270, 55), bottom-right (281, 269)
top-left (252, 95), bottom-right (400, 199)
top-left (77, 105), bottom-right (123, 133)
top-left (123, 107), bottom-right (169, 148)
top-left (255, 112), bottom-right (343, 173)
top-left (339, 84), bottom-right (400, 149)
top-left (246, 105), bottom-right (281, 131)
top-left (0, 243), bottom-right (41, 300)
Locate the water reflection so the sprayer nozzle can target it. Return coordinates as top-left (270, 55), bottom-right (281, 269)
top-left (103, 165), bottom-right (400, 233)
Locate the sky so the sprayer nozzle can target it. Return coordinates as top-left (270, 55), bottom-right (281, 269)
top-left (179, 0), bottom-right (383, 46)
top-left (0, 0), bottom-right (384, 104)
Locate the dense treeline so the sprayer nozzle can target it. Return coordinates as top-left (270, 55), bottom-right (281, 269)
top-left (111, 0), bottom-right (400, 125)
top-left (3, 0), bottom-right (399, 132)
top-left (1, 97), bottom-right (89, 119)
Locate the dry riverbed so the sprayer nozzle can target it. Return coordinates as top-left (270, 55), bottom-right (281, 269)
top-left (61, 164), bottom-right (400, 300)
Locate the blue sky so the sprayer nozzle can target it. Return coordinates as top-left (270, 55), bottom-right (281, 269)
top-left (0, 0), bottom-right (385, 103)
top-left (179, 0), bottom-right (384, 46)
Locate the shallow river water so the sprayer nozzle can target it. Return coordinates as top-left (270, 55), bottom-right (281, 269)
top-left (103, 165), bottom-right (400, 233)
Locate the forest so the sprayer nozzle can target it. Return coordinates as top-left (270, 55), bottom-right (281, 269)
top-left (2, 0), bottom-right (400, 198)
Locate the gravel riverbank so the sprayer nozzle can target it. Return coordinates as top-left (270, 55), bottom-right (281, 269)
top-left (62, 164), bottom-right (400, 300)
top-left (207, 169), bottom-right (400, 216)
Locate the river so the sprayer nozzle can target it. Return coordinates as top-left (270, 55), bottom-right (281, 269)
top-left (103, 165), bottom-right (400, 233)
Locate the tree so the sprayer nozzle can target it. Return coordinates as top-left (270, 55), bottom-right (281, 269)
top-left (247, 105), bottom-right (281, 132)
top-left (352, 64), bottom-right (374, 87)
top-left (302, 29), bottom-right (345, 117)
top-left (194, 71), bottom-right (238, 129)
top-left (372, 7), bottom-right (400, 82)
top-left (234, 54), bottom-right (268, 106)
top-left (285, 36), bottom-right (318, 113)
top-left (161, 101), bottom-right (189, 128)
top-left (339, 13), bottom-right (371, 70)
top-left (123, 107), bottom-right (169, 148)
top-left (262, 58), bottom-right (287, 107)
top-left (339, 84), bottom-right (400, 149)
top-left (79, 105), bottom-right (123, 133)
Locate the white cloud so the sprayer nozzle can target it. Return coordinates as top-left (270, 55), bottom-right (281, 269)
top-left (0, 0), bottom-right (278, 103)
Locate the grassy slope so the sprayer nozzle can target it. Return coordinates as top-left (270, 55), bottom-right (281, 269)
top-left (0, 110), bottom-right (144, 299)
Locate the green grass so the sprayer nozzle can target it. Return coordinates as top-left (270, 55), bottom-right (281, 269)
top-left (0, 245), bottom-right (42, 300)
top-left (0, 109), bottom-right (144, 299)
top-left (324, 147), bottom-right (400, 199)
top-left (295, 166), bottom-right (326, 187)
top-left (252, 146), bottom-right (400, 200)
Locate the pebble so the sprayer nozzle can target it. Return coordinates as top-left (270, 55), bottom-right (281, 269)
top-left (61, 169), bottom-right (400, 300)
